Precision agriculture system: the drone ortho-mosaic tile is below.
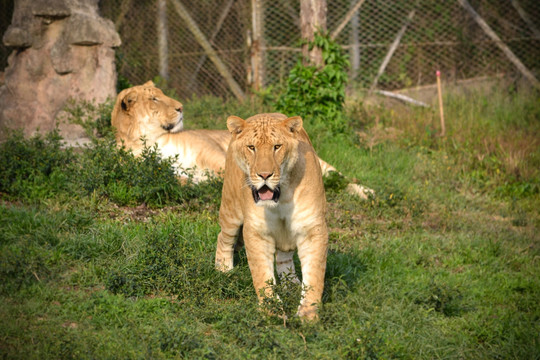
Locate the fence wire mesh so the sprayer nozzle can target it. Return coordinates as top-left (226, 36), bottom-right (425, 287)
top-left (2, 1), bottom-right (539, 99)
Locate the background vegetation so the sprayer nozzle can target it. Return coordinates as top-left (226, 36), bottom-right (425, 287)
top-left (1, 35), bottom-right (539, 358)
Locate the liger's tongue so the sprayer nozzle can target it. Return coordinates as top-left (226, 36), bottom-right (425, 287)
top-left (258, 186), bottom-right (274, 201)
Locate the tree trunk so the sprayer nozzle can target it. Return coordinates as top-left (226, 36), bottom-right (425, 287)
top-left (157, 0), bottom-right (168, 81)
top-left (349, 0), bottom-right (360, 81)
top-left (300, 0), bottom-right (327, 67)
top-left (250, 0), bottom-right (265, 90)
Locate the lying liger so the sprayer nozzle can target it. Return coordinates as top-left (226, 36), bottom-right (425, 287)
top-left (215, 113), bottom-right (328, 320)
top-left (111, 81), bottom-right (373, 198)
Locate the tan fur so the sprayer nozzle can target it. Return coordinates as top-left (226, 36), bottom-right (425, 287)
top-left (111, 81), bottom-right (230, 181)
top-left (111, 81), bottom-right (374, 197)
top-left (215, 113), bottom-right (328, 320)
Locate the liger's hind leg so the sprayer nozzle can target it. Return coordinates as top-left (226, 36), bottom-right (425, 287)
top-left (275, 250), bottom-right (300, 284)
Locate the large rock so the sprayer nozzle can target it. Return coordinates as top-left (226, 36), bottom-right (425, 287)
top-left (0, 0), bottom-right (121, 142)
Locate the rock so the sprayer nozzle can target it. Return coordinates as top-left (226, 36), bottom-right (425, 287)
top-left (0, 0), bottom-right (121, 142)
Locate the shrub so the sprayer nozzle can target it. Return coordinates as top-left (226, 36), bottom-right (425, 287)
top-left (74, 138), bottom-right (185, 207)
top-left (276, 33), bottom-right (350, 135)
top-left (0, 130), bottom-right (75, 200)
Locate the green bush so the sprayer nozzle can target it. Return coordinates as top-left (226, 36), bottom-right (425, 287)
top-left (0, 130), bottom-right (75, 200)
top-left (75, 139), bottom-right (187, 207)
top-left (106, 223), bottom-right (252, 300)
top-left (276, 33), bottom-right (350, 135)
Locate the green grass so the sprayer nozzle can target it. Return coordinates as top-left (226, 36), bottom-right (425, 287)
top-left (1, 87), bottom-right (539, 359)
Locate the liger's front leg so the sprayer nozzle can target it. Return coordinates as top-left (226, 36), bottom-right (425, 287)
top-left (296, 225), bottom-right (328, 320)
top-left (215, 229), bottom-right (237, 272)
top-left (243, 226), bottom-right (277, 303)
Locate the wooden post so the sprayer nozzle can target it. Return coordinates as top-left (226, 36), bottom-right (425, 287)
top-left (511, 0), bottom-right (540, 39)
top-left (349, 0), bottom-right (361, 81)
top-left (330, 0), bottom-right (367, 40)
top-left (369, 9), bottom-right (416, 93)
top-left (458, 0), bottom-right (540, 89)
top-left (250, 0), bottom-right (265, 91)
top-left (157, 0), bottom-right (168, 81)
top-left (300, 0), bottom-right (327, 67)
top-left (188, 0), bottom-right (235, 90)
top-left (114, 0), bottom-right (133, 30)
top-left (436, 70), bottom-right (446, 137)
top-left (170, 0), bottom-right (246, 100)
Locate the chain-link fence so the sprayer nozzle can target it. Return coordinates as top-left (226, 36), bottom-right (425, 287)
top-left (2, 1), bottom-right (539, 99)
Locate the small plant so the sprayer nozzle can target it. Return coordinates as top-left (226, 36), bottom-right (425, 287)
top-left (75, 139), bottom-right (195, 207)
top-left (276, 32), bottom-right (350, 135)
top-left (260, 274), bottom-right (305, 326)
top-left (0, 240), bottom-right (51, 294)
top-left (322, 171), bottom-right (349, 193)
top-left (62, 98), bottom-right (115, 140)
top-left (414, 282), bottom-right (464, 317)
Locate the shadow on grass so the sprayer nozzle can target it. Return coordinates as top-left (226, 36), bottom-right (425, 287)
top-left (323, 249), bottom-right (367, 303)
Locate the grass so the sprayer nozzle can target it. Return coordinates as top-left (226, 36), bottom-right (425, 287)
top-left (1, 85), bottom-right (539, 359)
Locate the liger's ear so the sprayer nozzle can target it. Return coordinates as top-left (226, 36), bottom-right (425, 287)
top-left (283, 116), bottom-right (303, 133)
top-left (227, 115), bottom-right (246, 135)
top-left (142, 80), bottom-right (155, 87)
top-left (121, 91), bottom-right (137, 112)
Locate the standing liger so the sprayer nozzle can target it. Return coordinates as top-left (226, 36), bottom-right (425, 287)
top-left (215, 113), bottom-right (328, 320)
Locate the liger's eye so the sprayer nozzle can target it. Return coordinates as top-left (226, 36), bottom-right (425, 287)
top-left (247, 145), bottom-right (255, 151)
top-left (274, 144), bottom-right (282, 150)
top-left (152, 97), bottom-right (158, 102)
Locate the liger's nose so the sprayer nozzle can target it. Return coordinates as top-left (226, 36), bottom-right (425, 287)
top-left (258, 172), bottom-right (273, 180)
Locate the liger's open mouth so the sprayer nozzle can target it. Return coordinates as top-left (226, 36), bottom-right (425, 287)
top-left (251, 185), bottom-right (280, 203)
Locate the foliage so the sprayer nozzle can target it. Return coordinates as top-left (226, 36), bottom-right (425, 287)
top-left (276, 33), bottom-right (350, 135)
top-left (322, 170), bottom-right (349, 193)
top-left (63, 99), bottom-right (115, 139)
top-left (0, 130), bottom-right (75, 200)
top-left (106, 221), bottom-right (252, 300)
top-left (259, 274), bottom-right (305, 327)
top-left (75, 139), bottom-right (188, 207)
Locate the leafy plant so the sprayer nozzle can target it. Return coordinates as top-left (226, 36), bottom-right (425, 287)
top-left (276, 32), bottom-right (350, 135)
top-left (62, 99), bottom-right (115, 139)
top-left (260, 274), bottom-right (305, 326)
top-left (0, 130), bottom-right (75, 200)
top-left (75, 139), bottom-right (184, 207)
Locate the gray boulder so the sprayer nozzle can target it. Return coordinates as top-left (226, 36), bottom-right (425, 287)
top-left (0, 0), bottom-right (121, 143)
